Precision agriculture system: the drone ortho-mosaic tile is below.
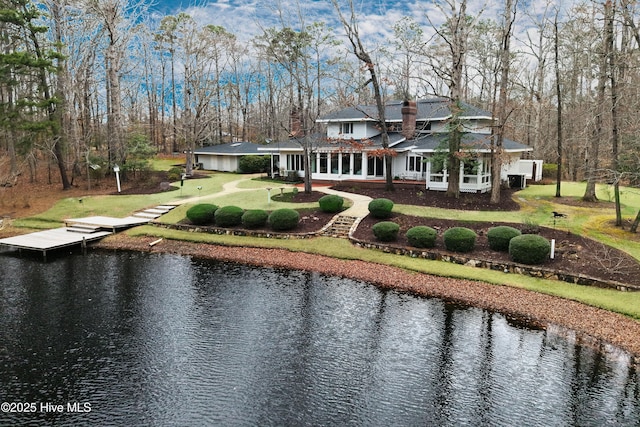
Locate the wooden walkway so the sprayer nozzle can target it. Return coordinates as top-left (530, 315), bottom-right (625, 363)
top-left (0, 205), bottom-right (175, 259)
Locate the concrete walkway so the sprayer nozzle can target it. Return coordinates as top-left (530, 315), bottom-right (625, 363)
top-left (313, 186), bottom-right (372, 218)
top-left (169, 175), bottom-right (372, 221)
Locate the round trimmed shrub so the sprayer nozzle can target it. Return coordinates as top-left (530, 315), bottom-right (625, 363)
top-left (509, 234), bottom-right (551, 265)
top-left (186, 203), bottom-right (217, 225)
top-left (487, 226), bottom-right (522, 252)
top-left (372, 221), bottom-right (400, 242)
top-left (318, 194), bottom-right (344, 213)
top-left (406, 226), bottom-right (437, 248)
top-left (443, 227), bottom-right (477, 253)
top-left (241, 209), bottom-right (269, 228)
top-left (268, 208), bottom-right (300, 231)
top-left (368, 198), bottom-right (394, 219)
top-left (214, 205), bottom-right (244, 227)
top-left (167, 166), bottom-right (183, 182)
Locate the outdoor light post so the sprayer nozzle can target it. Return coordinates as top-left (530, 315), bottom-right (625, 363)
top-left (266, 187), bottom-right (272, 205)
top-left (113, 165), bottom-right (121, 193)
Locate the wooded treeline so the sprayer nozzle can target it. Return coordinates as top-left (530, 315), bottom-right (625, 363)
top-left (1, 0), bottom-right (640, 198)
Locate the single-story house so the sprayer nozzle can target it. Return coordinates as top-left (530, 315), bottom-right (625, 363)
top-left (194, 141), bottom-right (268, 172)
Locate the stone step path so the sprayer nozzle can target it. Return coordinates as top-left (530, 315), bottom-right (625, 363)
top-left (132, 205), bottom-right (176, 220)
top-left (322, 215), bottom-right (359, 239)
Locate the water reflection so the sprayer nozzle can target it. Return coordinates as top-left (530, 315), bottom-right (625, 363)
top-left (0, 251), bottom-right (638, 426)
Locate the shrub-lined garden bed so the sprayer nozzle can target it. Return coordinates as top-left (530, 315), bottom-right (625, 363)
top-left (351, 213), bottom-right (640, 290)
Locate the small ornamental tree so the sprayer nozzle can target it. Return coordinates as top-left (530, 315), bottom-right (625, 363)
top-left (186, 204), bottom-right (217, 225)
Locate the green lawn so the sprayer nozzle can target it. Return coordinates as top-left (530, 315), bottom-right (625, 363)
top-left (13, 172), bottom-right (242, 229)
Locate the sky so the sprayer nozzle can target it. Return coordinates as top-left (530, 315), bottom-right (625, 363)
top-left (147, 0), bottom-right (561, 55)
top-left (149, 0), bottom-right (462, 43)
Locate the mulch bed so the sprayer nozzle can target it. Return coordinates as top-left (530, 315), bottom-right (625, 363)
top-left (288, 183), bottom-right (640, 288)
top-left (353, 214), bottom-right (640, 288)
top-left (332, 182), bottom-right (521, 211)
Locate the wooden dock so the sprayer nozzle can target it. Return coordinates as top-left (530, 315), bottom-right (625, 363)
top-left (0, 205), bottom-right (175, 259)
top-left (0, 227), bottom-right (113, 259)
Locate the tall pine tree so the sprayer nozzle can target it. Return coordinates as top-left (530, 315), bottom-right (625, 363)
top-left (0, 0), bottom-right (69, 189)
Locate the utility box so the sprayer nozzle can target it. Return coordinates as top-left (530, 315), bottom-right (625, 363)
top-left (508, 174), bottom-right (526, 189)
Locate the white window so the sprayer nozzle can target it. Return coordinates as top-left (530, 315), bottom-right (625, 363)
top-left (340, 123), bottom-right (354, 134)
top-left (286, 154), bottom-right (304, 171)
top-left (406, 155), bottom-right (423, 172)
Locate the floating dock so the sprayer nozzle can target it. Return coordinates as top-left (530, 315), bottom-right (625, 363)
top-left (0, 205), bottom-right (175, 259)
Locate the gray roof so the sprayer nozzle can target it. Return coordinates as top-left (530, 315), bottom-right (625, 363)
top-left (274, 131), bottom-right (530, 153)
top-left (194, 141), bottom-right (270, 156)
top-left (318, 98), bottom-right (492, 123)
top-left (394, 133), bottom-right (532, 153)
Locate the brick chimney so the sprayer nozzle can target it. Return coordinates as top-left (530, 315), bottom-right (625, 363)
top-left (401, 100), bottom-right (417, 140)
top-left (289, 106), bottom-right (303, 138)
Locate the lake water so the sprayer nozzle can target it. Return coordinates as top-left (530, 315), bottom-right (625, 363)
top-left (1, 250), bottom-right (639, 426)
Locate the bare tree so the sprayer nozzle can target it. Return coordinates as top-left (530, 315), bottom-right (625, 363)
top-left (331, 0), bottom-right (395, 191)
top-left (428, 0), bottom-right (477, 198)
top-left (605, 0), bottom-right (622, 226)
top-left (553, 9), bottom-right (563, 198)
top-left (490, 0), bottom-right (517, 204)
top-left (582, 3), bottom-right (609, 202)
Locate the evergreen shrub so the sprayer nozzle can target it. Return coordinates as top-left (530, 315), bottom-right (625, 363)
top-left (406, 226), bottom-right (437, 248)
top-left (268, 208), bottom-right (300, 231)
top-left (186, 203), bottom-right (217, 225)
top-left (372, 221), bottom-right (400, 242)
top-left (368, 198), bottom-right (394, 219)
top-left (443, 227), bottom-right (477, 253)
top-left (167, 167), bottom-right (183, 182)
top-left (318, 194), bottom-right (344, 213)
top-left (509, 234), bottom-right (551, 265)
top-left (241, 209), bottom-right (269, 228)
top-left (238, 155), bottom-right (270, 173)
top-left (487, 226), bottom-right (522, 252)
top-left (214, 205), bottom-right (244, 227)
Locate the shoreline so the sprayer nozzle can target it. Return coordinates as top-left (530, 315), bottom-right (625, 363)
top-left (95, 234), bottom-right (640, 363)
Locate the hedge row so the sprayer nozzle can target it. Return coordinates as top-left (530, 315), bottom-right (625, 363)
top-left (371, 222), bottom-right (551, 265)
top-left (185, 204), bottom-right (299, 231)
